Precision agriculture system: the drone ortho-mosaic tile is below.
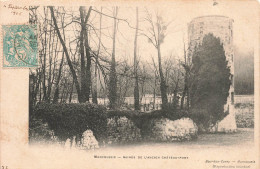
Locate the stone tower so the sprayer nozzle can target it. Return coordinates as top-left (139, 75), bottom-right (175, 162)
top-left (188, 15), bottom-right (237, 132)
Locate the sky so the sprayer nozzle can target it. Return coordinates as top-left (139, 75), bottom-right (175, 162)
top-left (35, 0), bottom-right (259, 68)
top-left (85, 0), bottom-right (259, 66)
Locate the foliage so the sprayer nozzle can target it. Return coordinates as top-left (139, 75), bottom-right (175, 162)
top-left (30, 102), bottom-right (195, 143)
top-left (188, 108), bottom-right (213, 129)
top-left (29, 117), bottom-right (55, 143)
top-left (107, 105), bottom-right (189, 130)
top-left (190, 34), bottom-right (231, 127)
top-left (31, 102), bottom-right (107, 142)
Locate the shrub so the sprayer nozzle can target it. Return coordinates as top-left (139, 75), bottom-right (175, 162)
top-left (31, 102), bottom-right (107, 142)
top-left (162, 103), bottom-right (190, 121)
top-left (29, 117), bottom-right (55, 143)
top-left (235, 102), bottom-right (254, 128)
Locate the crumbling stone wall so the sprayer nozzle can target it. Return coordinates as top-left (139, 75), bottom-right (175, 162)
top-left (65, 117), bottom-right (198, 148)
top-left (81, 130), bottom-right (99, 149)
top-left (106, 116), bottom-right (142, 144)
top-left (143, 118), bottom-right (198, 141)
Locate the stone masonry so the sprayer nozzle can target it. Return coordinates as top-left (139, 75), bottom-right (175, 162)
top-left (106, 116), bottom-right (142, 144)
top-left (144, 118), bottom-right (198, 141)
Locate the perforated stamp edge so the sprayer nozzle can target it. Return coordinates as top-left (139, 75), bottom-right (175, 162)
top-left (1, 22), bottom-right (39, 69)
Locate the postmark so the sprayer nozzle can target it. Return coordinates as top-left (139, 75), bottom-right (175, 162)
top-left (2, 25), bottom-right (38, 67)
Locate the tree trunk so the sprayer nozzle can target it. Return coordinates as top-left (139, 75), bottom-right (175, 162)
top-left (181, 77), bottom-right (187, 109)
top-left (92, 7), bottom-right (102, 104)
top-left (39, 80), bottom-right (42, 101)
top-left (134, 7), bottom-right (140, 110)
top-left (172, 78), bottom-right (179, 106)
top-left (53, 52), bottom-right (64, 103)
top-left (32, 70), bottom-right (42, 106)
top-left (108, 7), bottom-right (118, 109)
top-left (79, 6), bottom-right (92, 102)
top-left (181, 41), bottom-right (190, 110)
top-left (42, 7), bottom-right (47, 101)
top-left (79, 7), bottom-right (88, 102)
top-left (85, 33), bottom-right (92, 102)
top-left (84, 7), bottom-right (92, 102)
top-left (46, 20), bottom-right (55, 102)
top-left (157, 44), bottom-right (168, 109)
top-left (69, 79), bottom-right (74, 103)
top-left (153, 71), bottom-right (156, 109)
top-left (187, 78), bottom-right (190, 110)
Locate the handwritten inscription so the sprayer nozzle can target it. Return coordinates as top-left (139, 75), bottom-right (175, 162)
top-left (2, 4), bottom-right (29, 16)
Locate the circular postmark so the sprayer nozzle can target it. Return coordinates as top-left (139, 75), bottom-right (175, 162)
top-left (13, 25), bottom-right (38, 66)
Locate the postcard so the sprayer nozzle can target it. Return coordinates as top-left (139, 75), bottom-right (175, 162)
top-left (0, 0), bottom-right (259, 169)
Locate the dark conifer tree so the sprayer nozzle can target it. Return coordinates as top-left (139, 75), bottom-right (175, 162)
top-left (190, 33), bottom-right (231, 127)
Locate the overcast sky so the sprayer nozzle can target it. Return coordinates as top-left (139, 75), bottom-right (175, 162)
top-left (87, 0), bottom-right (258, 65)
top-left (36, 0), bottom-right (258, 67)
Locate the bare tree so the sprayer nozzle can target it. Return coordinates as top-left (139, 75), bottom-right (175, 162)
top-left (42, 7), bottom-right (48, 101)
top-left (180, 38), bottom-right (192, 110)
top-left (108, 7), bottom-right (118, 109)
top-left (134, 7), bottom-right (140, 110)
top-left (79, 6), bottom-right (92, 102)
top-left (53, 11), bottom-right (66, 103)
top-left (92, 7), bottom-right (103, 104)
top-left (143, 10), bottom-right (169, 109)
top-left (165, 57), bottom-right (182, 106)
top-left (49, 6), bottom-right (83, 103)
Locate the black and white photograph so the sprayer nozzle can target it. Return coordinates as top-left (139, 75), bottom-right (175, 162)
top-left (0, 0), bottom-right (259, 169)
top-left (29, 4), bottom-right (255, 149)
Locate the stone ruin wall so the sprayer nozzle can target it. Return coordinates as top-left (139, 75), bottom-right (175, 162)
top-left (106, 117), bottom-right (142, 144)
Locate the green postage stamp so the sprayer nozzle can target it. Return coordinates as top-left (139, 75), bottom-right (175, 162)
top-left (2, 25), bottom-right (38, 67)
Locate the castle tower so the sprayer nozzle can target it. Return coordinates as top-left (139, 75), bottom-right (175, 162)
top-left (188, 15), bottom-right (237, 132)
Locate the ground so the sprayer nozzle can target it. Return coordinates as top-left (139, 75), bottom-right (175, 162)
top-left (3, 128), bottom-right (255, 169)
top-left (101, 128), bottom-right (254, 150)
